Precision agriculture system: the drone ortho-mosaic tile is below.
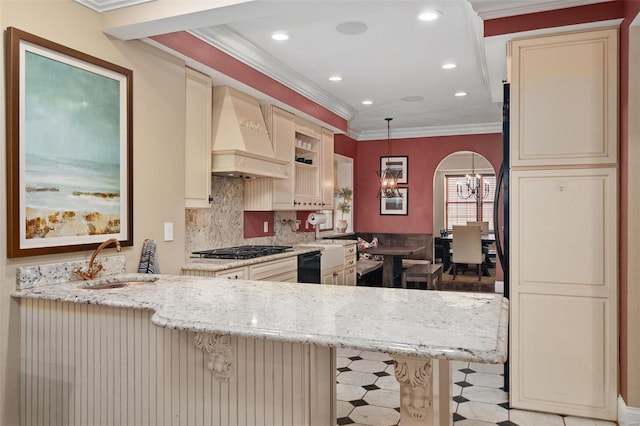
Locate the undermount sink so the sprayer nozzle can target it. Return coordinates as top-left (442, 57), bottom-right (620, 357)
top-left (82, 275), bottom-right (159, 290)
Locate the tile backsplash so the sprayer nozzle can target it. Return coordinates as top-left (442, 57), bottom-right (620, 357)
top-left (185, 176), bottom-right (315, 255)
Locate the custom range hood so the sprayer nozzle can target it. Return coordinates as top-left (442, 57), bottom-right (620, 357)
top-left (211, 86), bottom-right (287, 179)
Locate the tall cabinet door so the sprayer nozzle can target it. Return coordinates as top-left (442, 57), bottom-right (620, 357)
top-left (267, 106), bottom-right (295, 210)
top-left (184, 68), bottom-right (212, 208)
top-left (510, 28), bottom-right (618, 168)
top-left (509, 28), bottom-right (618, 421)
top-left (510, 169), bottom-right (617, 419)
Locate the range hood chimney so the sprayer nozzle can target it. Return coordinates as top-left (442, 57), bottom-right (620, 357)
top-left (211, 86), bottom-right (287, 179)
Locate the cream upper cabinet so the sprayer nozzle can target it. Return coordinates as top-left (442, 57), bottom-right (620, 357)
top-left (184, 68), bottom-right (213, 208)
top-left (265, 105), bottom-right (296, 210)
top-left (321, 128), bottom-right (335, 209)
top-left (244, 106), bottom-right (335, 211)
top-left (509, 28), bottom-right (618, 167)
top-left (293, 117), bottom-right (322, 209)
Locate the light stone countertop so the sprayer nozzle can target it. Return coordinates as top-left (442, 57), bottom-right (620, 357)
top-left (13, 273), bottom-right (508, 363)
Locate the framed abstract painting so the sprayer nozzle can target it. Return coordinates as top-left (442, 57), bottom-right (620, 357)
top-left (5, 28), bottom-right (133, 257)
top-left (380, 188), bottom-right (408, 215)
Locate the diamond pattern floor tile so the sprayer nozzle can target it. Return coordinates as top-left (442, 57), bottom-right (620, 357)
top-left (335, 350), bottom-right (608, 426)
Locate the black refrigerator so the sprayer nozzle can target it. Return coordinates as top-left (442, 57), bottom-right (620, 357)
top-left (493, 82), bottom-right (510, 391)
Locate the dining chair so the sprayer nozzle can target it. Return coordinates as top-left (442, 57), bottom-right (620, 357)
top-left (451, 225), bottom-right (483, 281)
top-left (466, 221), bottom-right (489, 235)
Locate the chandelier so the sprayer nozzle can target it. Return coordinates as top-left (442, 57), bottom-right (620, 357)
top-left (377, 118), bottom-right (402, 198)
top-left (457, 153), bottom-right (490, 199)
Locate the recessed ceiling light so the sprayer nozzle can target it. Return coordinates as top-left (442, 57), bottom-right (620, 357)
top-left (454, 91), bottom-right (468, 97)
top-left (362, 100), bottom-right (374, 105)
top-left (329, 75), bottom-right (343, 82)
top-left (442, 63), bottom-right (457, 70)
top-left (417, 10), bottom-right (442, 21)
top-left (271, 32), bottom-right (289, 41)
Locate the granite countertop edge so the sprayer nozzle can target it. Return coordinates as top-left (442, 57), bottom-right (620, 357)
top-left (13, 273), bottom-right (509, 363)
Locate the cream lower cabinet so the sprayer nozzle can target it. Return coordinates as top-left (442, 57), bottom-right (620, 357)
top-left (322, 266), bottom-right (344, 285)
top-left (321, 243), bottom-right (356, 286)
top-left (214, 266), bottom-right (247, 280)
top-left (249, 257), bottom-right (298, 282)
top-left (185, 256), bottom-right (297, 282)
top-left (509, 168), bottom-right (617, 420)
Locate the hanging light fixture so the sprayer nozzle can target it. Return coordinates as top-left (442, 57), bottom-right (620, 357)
top-left (377, 118), bottom-right (402, 198)
top-left (457, 153), bottom-right (490, 199)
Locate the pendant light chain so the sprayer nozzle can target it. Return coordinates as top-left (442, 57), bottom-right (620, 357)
top-left (377, 117), bottom-right (402, 198)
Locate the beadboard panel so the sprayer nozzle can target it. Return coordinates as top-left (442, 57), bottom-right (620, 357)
top-left (19, 299), bottom-right (335, 426)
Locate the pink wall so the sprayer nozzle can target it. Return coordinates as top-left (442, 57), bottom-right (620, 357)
top-left (335, 134), bottom-right (358, 159)
top-left (243, 211), bottom-right (274, 238)
top-left (151, 32), bottom-right (348, 133)
top-left (484, 1), bottom-right (624, 36)
top-left (354, 133), bottom-right (502, 234)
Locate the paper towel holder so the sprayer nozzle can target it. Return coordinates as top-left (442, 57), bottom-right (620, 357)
top-left (307, 212), bottom-right (327, 240)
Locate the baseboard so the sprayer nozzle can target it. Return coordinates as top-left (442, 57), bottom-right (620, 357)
top-left (619, 396), bottom-right (640, 426)
top-left (495, 280), bottom-right (504, 294)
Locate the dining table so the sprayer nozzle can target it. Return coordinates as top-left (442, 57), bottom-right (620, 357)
top-left (441, 232), bottom-right (496, 275)
top-left (361, 244), bottom-right (426, 287)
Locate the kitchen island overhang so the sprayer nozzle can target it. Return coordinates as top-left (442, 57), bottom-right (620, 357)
top-left (13, 273), bottom-right (508, 426)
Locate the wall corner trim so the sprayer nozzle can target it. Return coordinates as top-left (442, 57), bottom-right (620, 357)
top-left (618, 396), bottom-right (640, 426)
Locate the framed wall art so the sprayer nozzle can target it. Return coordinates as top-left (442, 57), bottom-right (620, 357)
top-left (380, 188), bottom-right (408, 215)
top-left (5, 27), bottom-right (133, 257)
top-left (380, 156), bottom-right (408, 184)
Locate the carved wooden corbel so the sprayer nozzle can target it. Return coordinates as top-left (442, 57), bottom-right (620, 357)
top-left (194, 333), bottom-right (233, 381)
top-left (392, 355), bottom-right (434, 425)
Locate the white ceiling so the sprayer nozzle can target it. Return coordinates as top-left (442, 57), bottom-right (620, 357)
top-left (83, 0), bottom-right (616, 140)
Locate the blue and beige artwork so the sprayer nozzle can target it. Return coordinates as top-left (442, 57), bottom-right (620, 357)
top-left (24, 50), bottom-right (122, 239)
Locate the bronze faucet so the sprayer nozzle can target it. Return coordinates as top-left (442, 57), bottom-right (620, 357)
top-left (74, 238), bottom-right (122, 280)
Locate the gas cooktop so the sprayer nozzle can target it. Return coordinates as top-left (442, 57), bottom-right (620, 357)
top-left (192, 245), bottom-right (293, 259)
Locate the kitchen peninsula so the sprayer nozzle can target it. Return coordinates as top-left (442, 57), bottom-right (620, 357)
top-left (13, 259), bottom-right (508, 426)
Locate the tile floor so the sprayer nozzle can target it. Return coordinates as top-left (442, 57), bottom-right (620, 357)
top-left (336, 348), bottom-right (617, 426)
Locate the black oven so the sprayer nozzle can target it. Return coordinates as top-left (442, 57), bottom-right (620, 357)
top-left (297, 250), bottom-right (321, 283)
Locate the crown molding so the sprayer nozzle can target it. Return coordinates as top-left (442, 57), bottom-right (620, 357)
top-left (191, 26), bottom-right (357, 121)
top-left (466, 1), bottom-right (490, 90)
top-left (73, 0), bottom-right (154, 12)
top-left (470, 0), bottom-right (614, 20)
top-left (353, 122), bottom-right (502, 141)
